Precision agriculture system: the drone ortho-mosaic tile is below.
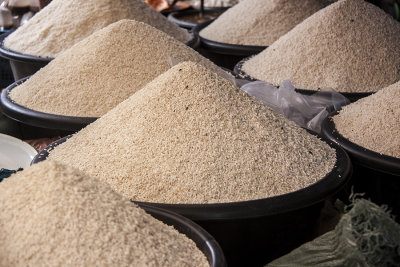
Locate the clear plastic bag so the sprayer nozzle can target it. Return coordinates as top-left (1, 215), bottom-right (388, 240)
top-left (240, 80), bottom-right (350, 133)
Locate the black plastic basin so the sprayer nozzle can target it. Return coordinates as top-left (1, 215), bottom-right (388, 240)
top-left (0, 31), bottom-right (199, 82)
top-left (32, 134), bottom-right (352, 266)
top-left (321, 112), bottom-right (400, 222)
top-left (0, 31), bottom-right (52, 81)
top-left (0, 77), bottom-right (97, 135)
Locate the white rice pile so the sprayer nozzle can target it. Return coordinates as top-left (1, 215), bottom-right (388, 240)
top-left (334, 82), bottom-right (400, 158)
top-left (9, 19), bottom-right (223, 117)
top-left (200, 0), bottom-right (329, 46)
top-left (0, 160), bottom-right (209, 266)
top-left (241, 0), bottom-right (400, 93)
top-left (3, 0), bottom-right (191, 58)
top-left (49, 61), bottom-right (336, 204)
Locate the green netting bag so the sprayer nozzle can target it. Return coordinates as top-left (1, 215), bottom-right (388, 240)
top-left (267, 197), bottom-right (400, 267)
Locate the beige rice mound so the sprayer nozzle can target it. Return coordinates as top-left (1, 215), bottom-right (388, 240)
top-left (3, 0), bottom-right (191, 58)
top-left (0, 160), bottom-right (209, 267)
top-left (333, 82), bottom-right (400, 158)
top-left (49, 61), bottom-right (336, 204)
top-left (241, 0), bottom-right (400, 93)
top-left (200, 0), bottom-right (329, 46)
top-left (9, 19), bottom-right (223, 117)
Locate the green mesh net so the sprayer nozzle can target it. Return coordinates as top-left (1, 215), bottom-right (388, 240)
top-left (267, 197), bottom-right (400, 267)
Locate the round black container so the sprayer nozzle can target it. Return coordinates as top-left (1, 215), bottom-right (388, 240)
top-left (193, 20), bottom-right (266, 70)
top-left (140, 205), bottom-right (227, 267)
top-left (32, 135), bottom-right (352, 266)
top-left (0, 31), bottom-right (52, 81)
top-left (0, 77), bottom-right (96, 137)
top-left (0, 30), bottom-right (199, 82)
top-left (168, 7), bottom-right (228, 30)
top-left (322, 113), bottom-right (400, 222)
top-left (234, 57), bottom-right (373, 103)
top-left (0, 172), bottom-right (226, 267)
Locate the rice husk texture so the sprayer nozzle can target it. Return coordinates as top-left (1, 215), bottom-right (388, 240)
top-left (49, 61), bottom-right (336, 204)
top-left (241, 0), bottom-right (400, 93)
top-left (333, 82), bottom-right (400, 158)
top-left (200, 0), bottom-right (329, 46)
top-left (0, 160), bottom-right (209, 267)
top-left (9, 19), bottom-right (222, 117)
top-left (3, 0), bottom-right (191, 58)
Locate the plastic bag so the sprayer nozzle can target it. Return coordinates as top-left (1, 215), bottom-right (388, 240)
top-left (240, 80), bottom-right (350, 133)
top-left (267, 197), bottom-right (400, 267)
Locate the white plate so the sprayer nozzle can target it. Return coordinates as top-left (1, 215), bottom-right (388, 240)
top-left (0, 133), bottom-right (37, 169)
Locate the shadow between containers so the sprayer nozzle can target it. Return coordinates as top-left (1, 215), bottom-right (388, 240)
top-left (0, 77), bottom-right (97, 132)
top-left (233, 56), bottom-right (373, 103)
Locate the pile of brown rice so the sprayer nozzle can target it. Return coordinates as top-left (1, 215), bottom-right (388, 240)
top-left (0, 160), bottom-right (209, 266)
top-left (9, 19), bottom-right (222, 117)
top-left (200, 0), bottom-right (329, 46)
top-left (333, 82), bottom-right (400, 158)
top-left (4, 0), bottom-right (191, 58)
top-left (49, 61), bottom-right (336, 204)
top-left (241, 0), bottom-right (400, 93)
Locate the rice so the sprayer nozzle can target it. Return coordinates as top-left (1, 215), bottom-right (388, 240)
top-left (4, 0), bottom-right (191, 58)
top-left (333, 82), bottom-right (400, 158)
top-left (241, 0), bottom-right (400, 93)
top-left (200, 0), bottom-right (329, 46)
top-left (49, 61), bottom-right (336, 204)
top-left (9, 19), bottom-right (223, 117)
top-left (0, 160), bottom-right (209, 267)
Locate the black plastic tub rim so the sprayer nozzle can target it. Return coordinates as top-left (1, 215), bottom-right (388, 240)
top-left (321, 111), bottom-right (400, 176)
top-left (0, 77), bottom-right (97, 131)
top-left (31, 134), bottom-right (352, 222)
top-left (193, 20), bottom-right (267, 57)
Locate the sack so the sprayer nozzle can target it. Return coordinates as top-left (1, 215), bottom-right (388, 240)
top-left (267, 198), bottom-right (400, 267)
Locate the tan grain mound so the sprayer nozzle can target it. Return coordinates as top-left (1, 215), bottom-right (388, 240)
top-left (9, 19), bottom-right (222, 117)
top-left (49, 61), bottom-right (336, 204)
top-left (0, 160), bottom-right (209, 267)
top-left (200, 0), bottom-right (329, 46)
top-left (334, 82), bottom-right (400, 158)
top-left (4, 0), bottom-right (191, 58)
top-left (241, 0), bottom-right (400, 93)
